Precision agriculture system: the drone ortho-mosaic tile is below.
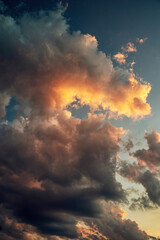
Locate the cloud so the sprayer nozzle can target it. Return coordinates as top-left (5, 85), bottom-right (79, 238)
top-left (138, 171), bottom-right (160, 206)
top-left (133, 131), bottom-right (160, 169)
top-left (123, 137), bottom-right (134, 152)
top-left (129, 194), bottom-right (156, 210)
top-left (119, 160), bottom-right (160, 206)
top-left (136, 38), bottom-right (147, 44)
top-left (126, 131), bottom-right (160, 205)
top-left (0, 3), bottom-right (153, 239)
top-left (0, 7), bottom-right (151, 119)
top-left (80, 202), bottom-right (149, 240)
top-left (0, 93), bottom-right (10, 119)
top-left (113, 52), bottom-right (127, 64)
top-left (0, 112), bottom-right (127, 239)
top-left (121, 42), bottom-right (137, 53)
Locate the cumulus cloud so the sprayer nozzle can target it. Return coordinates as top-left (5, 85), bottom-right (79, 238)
top-left (79, 202), bottom-right (149, 240)
top-left (0, 112), bottom-right (127, 239)
top-left (113, 52), bottom-right (127, 64)
top-left (0, 3), bottom-right (153, 239)
top-left (113, 42), bottom-right (137, 67)
top-left (0, 6), bottom-right (151, 119)
top-left (121, 42), bottom-right (137, 53)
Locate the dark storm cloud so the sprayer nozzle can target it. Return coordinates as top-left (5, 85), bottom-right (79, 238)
top-left (0, 113), bottom-right (126, 239)
top-left (81, 202), bottom-right (149, 240)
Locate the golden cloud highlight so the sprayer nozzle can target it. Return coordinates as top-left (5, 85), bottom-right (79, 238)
top-left (76, 221), bottom-right (108, 240)
top-left (51, 73), bottom-right (151, 119)
top-left (113, 52), bottom-right (127, 64)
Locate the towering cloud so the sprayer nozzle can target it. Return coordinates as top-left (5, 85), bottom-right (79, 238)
top-left (0, 2), bottom-right (153, 239)
top-left (0, 5), bottom-right (151, 119)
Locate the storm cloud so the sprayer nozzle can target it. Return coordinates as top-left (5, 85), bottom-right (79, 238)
top-left (0, 112), bottom-right (127, 238)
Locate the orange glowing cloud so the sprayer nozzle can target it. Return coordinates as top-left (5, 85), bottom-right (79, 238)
top-left (121, 42), bottom-right (137, 53)
top-left (50, 72), bottom-right (151, 119)
top-left (113, 52), bottom-right (127, 64)
top-left (136, 38), bottom-right (147, 44)
top-left (76, 221), bottom-right (108, 240)
top-left (0, 9), bottom-right (151, 120)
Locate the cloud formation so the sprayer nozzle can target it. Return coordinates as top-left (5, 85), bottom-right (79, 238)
top-left (0, 112), bottom-right (127, 239)
top-left (113, 52), bottom-right (127, 64)
top-left (80, 202), bottom-right (149, 240)
top-left (0, 2), bottom-right (153, 239)
top-left (0, 6), bottom-right (151, 119)
top-left (121, 42), bottom-right (137, 53)
top-left (134, 131), bottom-right (160, 169)
top-left (119, 137), bottom-right (160, 207)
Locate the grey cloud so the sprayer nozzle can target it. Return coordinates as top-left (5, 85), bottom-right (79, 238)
top-left (0, 114), bottom-right (126, 239)
top-left (119, 160), bottom-right (160, 206)
top-left (0, 93), bottom-right (10, 119)
top-left (83, 202), bottom-right (149, 240)
top-left (134, 131), bottom-right (160, 169)
top-left (0, 0), bottom-right (7, 13)
top-left (129, 194), bottom-right (157, 210)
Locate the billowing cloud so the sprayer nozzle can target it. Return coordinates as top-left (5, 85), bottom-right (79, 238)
top-left (0, 112), bottom-right (127, 239)
top-left (78, 202), bottom-right (149, 240)
top-left (0, 6), bottom-right (151, 119)
top-left (0, 2), bottom-right (153, 239)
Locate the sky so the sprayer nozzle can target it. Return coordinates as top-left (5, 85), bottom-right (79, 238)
top-left (1, 0), bottom-right (160, 239)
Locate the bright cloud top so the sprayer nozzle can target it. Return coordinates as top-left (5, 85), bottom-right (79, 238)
top-left (0, 6), bottom-right (151, 119)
